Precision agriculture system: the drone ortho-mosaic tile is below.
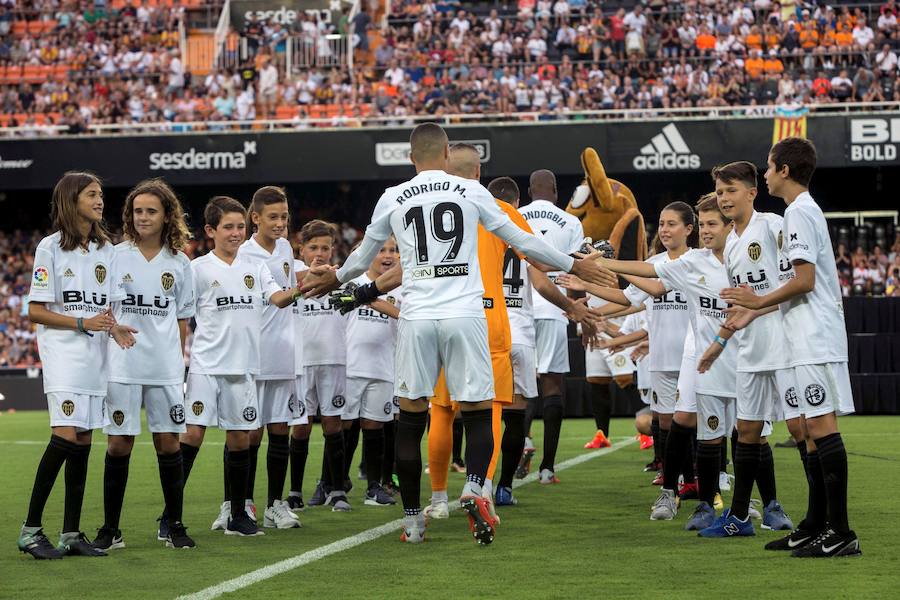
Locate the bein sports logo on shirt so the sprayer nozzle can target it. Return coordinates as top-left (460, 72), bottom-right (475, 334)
top-left (32, 266), bottom-right (50, 290)
top-left (375, 140), bottom-right (491, 166)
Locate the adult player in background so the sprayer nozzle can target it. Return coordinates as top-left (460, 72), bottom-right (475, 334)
top-left (722, 138), bottom-right (860, 556)
top-left (19, 172), bottom-right (128, 559)
top-left (301, 123), bottom-right (609, 545)
top-left (95, 179), bottom-right (196, 551)
top-left (234, 186), bottom-right (302, 530)
top-left (179, 197), bottom-right (299, 537)
top-left (518, 170), bottom-right (585, 485)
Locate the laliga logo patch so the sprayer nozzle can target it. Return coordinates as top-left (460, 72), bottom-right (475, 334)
top-left (785, 387), bottom-right (799, 408)
top-left (192, 401), bottom-right (204, 416)
top-left (383, 402), bottom-right (392, 415)
top-left (112, 410), bottom-right (125, 426)
top-left (332, 395), bottom-right (346, 409)
top-left (170, 404), bottom-right (185, 424)
top-left (283, 262), bottom-right (291, 279)
top-left (161, 271), bottom-right (175, 292)
top-left (614, 355), bottom-right (626, 368)
top-left (244, 274), bottom-right (256, 290)
top-left (804, 384), bottom-right (826, 407)
top-left (747, 241), bottom-right (762, 262)
top-left (32, 266), bottom-right (49, 289)
top-left (243, 407), bottom-right (257, 422)
top-left (61, 399), bottom-right (75, 417)
top-left (707, 415), bottom-right (720, 430)
top-left (95, 263), bottom-right (108, 284)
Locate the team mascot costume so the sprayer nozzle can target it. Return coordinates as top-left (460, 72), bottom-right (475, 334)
top-left (567, 148), bottom-right (648, 448)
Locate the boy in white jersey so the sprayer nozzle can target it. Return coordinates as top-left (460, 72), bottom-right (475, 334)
top-left (344, 237), bottom-right (401, 506)
top-left (181, 197), bottom-right (299, 537)
top-left (722, 138), bottom-right (860, 556)
top-left (287, 254), bottom-right (310, 510)
top-left (300, 123), bottom-right (606, 545)
top-left (518, 169), bottom-right (585, 484)
top-left (93, 179), bottom-right (196, 551)
top-left (292, 220), bottom-right (352, 512)
top-left (232, 186), bottom-right (301, 530)
top-left (18, 172), bottom-right (129, 560)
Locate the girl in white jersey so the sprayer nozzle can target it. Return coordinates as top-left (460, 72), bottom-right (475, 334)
top-left (19, 172), bottom-right (129, 559)
top-left (94, 179), bottom-right (197, 551)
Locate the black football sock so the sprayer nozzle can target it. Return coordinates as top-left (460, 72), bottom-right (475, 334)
top-left (730, 441), bottom-right (761, 521)
top-left (247, 443), bottom-right (260, 502)
top-left (381, 420), bottom-right (396, 485)
top-left (324, 431), bottom-right (345, 493)
top-left (696, 442), bottom-right (721, 505)
top-left (222, 444), bottom-right (230, 502)
top-left (662, 422), bottom-right (690, 490)
top-left (180, 442), bottom-right (200, 487)
top-left (266, 434), bottom-right (290, 507)
top-left (498, 409), bottom-right (526, 489)
top-left (816, 433), bottom-right (851, 534)
top-left (343, 420), bottom-right (361, 483)
top-left (289, 436), bottom-right (309, 495)
top-left (157, 451), bottom-right (184, 524)
top-left (227, 449), bottom-right (250, 519)
top-left (462, 408), bottom-right (494, 489)
top-left (658, 427), bottom-right (669, 471)
top-left (25, 435), bottom-right (75, 527)
top-left (650, 416), bottom-right (661, 463)
top-left (396, 409), bottom-right (427, 513)
top-left (590, 382), bottom-right (612, 435)
top-left (680, 426), bottom-right (697, 483)
top-left (103, 452), bottom-right (131, 530)
top-left (720, 438), bottom-right (729, 472)
top-left (756, 442), bottom-right (777, 507)
top-left (62, 443), bottom-right (91, 533)
top-left (730, 428), bottom-right (739, 464)
top-left (538, 396), bottom-right (563, 472)
top-left (361, 428), bottom-right (384, 490)
top-left (796, 443), bottom-right (811, 528)
top-left (452, 418), bottom-right (464, 464)
top-left (319, 447), bottom-right (330, 488)
top-left (523, 395), bottom-right (539, 438)
top-left (802, 448), bottom-right (827, 530)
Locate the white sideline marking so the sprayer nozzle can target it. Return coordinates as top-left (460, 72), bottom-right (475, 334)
top-left (176, 437), bottom-right (636, 600)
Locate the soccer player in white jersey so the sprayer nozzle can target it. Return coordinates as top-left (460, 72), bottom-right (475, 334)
top-left (91, 179), bottom-right (196, 552)
top-left (694, 161), bottom-right (799, 537)
top-left (301, 123), bottom-right (606, 545)
top-left (234, 186), bottom-right (302, 529)
top-left (344, 237), bottom-right (401, 506)
top-left (18, 172), bottom-right (128, 559)
top-left (287, 254), bottom-right (310, 511)
top-left (518, 169), bottom-right (585, 484)
top-left (181, 197), bottom-right (299, 537)
top-left (722, 139), bottom-right (860, 556)
top-left (292, 220), bottom-right (353, 512)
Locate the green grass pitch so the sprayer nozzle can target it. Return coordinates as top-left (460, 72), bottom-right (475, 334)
top-left (1, 412), bottom-right (897, 599)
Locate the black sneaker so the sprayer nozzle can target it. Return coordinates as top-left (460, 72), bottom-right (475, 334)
top-left (224, 513), bottom-right (265, 537)
top-left (765, 527), bottom-right (821, 551)
top-left (58, 532), bottom-right (107, 557)
top-left (791, 528), bottom-right (861, 558)
top-left (17, 526), bottom-right (63, 560)
top-left (643, 459), bottom-right (661, 473)
top-left (93, 526), bottom-right (125, 551)
top-left (286, 494), bottom-right (305, 512)
top-left (515, 448), bottom-right (534, 480)
top-left (307, 481), bottom-right (328, 507)
top-left (342, 479), bottom-right (354, 494)
top-left (156, 512), bottom-right (169, 541)
top-left (166, 522), bottom-right (196, 549)
top-left (364, 483), bottom-right (397, 506)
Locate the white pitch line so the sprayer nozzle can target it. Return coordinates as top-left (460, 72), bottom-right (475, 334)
top-left (176, 436), bottom-right (636, 600)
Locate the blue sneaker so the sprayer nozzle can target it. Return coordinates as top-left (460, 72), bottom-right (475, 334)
top-left (762, 500), bottom-right (794, 531)
top-left (697, 509), bottom-right (755, 538)
top-left (684, 502), bottom-right (715, 531)
top-left (495, 486), bottom-right (517, 506)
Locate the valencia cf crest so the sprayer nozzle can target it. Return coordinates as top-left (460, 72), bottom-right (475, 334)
top-left (614, 355), bottom-right (626, 368)
top-left (170, 405), bottom-right (185, 424)
top-left (785, 387), bottom-right (798, 408)
top-left (804, 384), bottom-right (826, 407)
top-left (384, 402), bottom-right (393, 415)
top-left (95, 263), bottom-right (108, 284)
top-left (161, 271), bottom-right (175, 292)
top-left (332, 395), bottom-right (346, 409)
top-left (191, 401), bottom-right (204, 416)
top-left (386, 295), bottom-right (397, 305)
top-left (243, 407), bottom-right (257, 422)
top-left (112, 410), bottom-right (125, 426)
top-left (777, 230), bottom-right (784, 251)
top-left (61, 399), bottom-right (75, 417)
top-left (244, 274), bottom-right (255, 289)
top-left (707, 415), bottom-right (720, 430)
top-left (747, 241), bottom-right (762, 262)
top-left (283, 262), bottom-right (291, 279)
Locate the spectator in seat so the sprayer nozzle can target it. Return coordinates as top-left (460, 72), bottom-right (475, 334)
top-left (875, 44), bottom-right (898, 77)
top-left (887, 266), bottom-right (900, 297)
top-left (852, 66), bottom-right (879, 101)
top-left (831, 69), bottom-right (853, 101)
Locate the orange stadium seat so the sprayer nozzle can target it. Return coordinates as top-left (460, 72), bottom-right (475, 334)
top-left (22, 66), bottom-right (43, 84)
top-left (0, 114), bottom-right (12, 127)
top-left (27, 21), bottom-right (44, 36)
top-left (53, 64), bottom-right (70, 81)
top-left (275, 105), bottom-right (297, 120)
top-left (12, 21), bottom-right (27, 36)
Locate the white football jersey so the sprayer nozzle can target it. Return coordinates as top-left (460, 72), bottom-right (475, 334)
top-left (29, 232), bottom-right (125, 395)
top-left (188, 252), bottom-right (281, 376)
top-left (623, 252), bottom-right (691, 372)
top-left (504, 248), bottom-right (536, 348)
top-left (520, 199), bottom-right (584, 322)
top-left (345, 273), bottom-right (400, 381)
top-left (724, 211), bottom-right (790, 372)
top-left (780, 192), bottom-right (848, 365)
top-left (357, 170), bottom-right (526, 320)
top-left (108, 242), bottom-right (194, 385)
top-left (298, 291), bottom-right (346, 367)
top-left (237, 236), bottom-right (297, 380)
top-left (656, 248), bottom-right (737, 397)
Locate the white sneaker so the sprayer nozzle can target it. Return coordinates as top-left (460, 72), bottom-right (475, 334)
top-left (400, 514), bottom-right (426, 544)
top-left (650, 489), bottom-right (677, 520)
top-left (422, 500), bottom-right (449, 519)
top-left (211, 501), bottom-right (231, 531)
top-left (482, 488), bottom-right (500, 525)
top-left (263, 500), bottom-right (302, 529)
top-left (748, 499), bottom-right (763, 520)
top-left (245, 499), bottom-right (257, 522)
top-left (719, 471), bottom-right (733, 492)
top-left (325, 491), bottom-right (351, 512)
top-left (538, 469), bottom-right (559, 485)
top-left (523, 436), bottom-right (535, 451)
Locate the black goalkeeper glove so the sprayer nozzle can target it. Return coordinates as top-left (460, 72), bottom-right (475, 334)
top-left (577, 237), bottom-right (616, 259)
top-left (329, 281), bottom-right (382, 315)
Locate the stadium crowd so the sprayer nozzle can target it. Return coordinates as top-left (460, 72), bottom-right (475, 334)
top-left (2, 1), bottom-right (900, 132)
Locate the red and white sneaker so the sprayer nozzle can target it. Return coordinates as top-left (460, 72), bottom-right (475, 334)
top-left (460, 495), bottom-right (496, 545)
top-left (651, 471), bottom-right (664, 486)
top-left (639, 434), bottom-right (654, 450)
top-left (400, 514), bottom-right (426, 544)
top-left (584, 430), bottom-right (612, 449)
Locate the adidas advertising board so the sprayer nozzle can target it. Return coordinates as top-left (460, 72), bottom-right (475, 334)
top-left (632, 123), bottom-right (701, 171)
